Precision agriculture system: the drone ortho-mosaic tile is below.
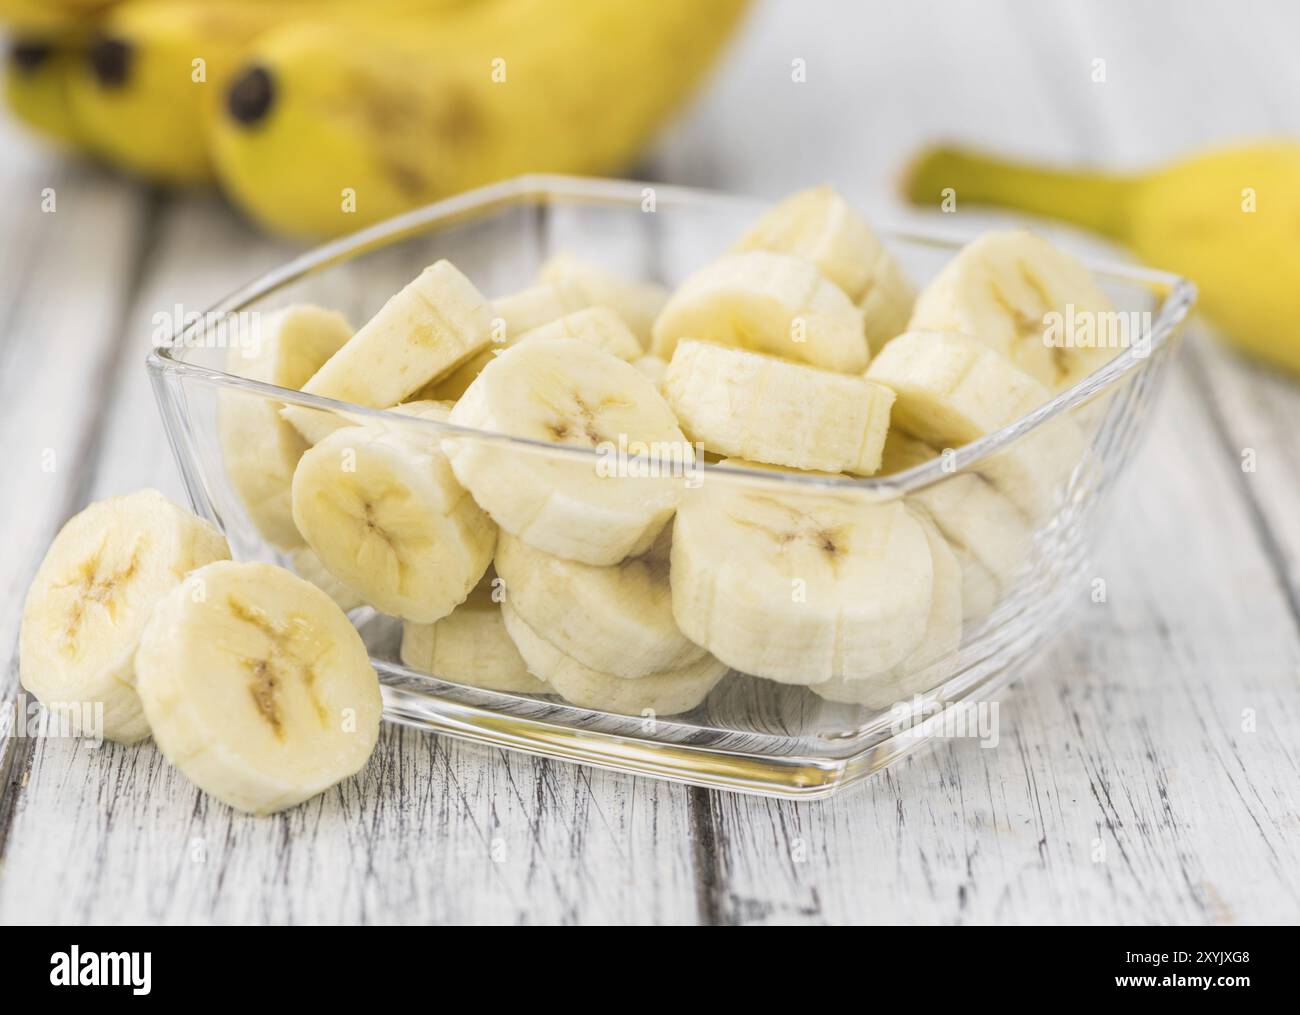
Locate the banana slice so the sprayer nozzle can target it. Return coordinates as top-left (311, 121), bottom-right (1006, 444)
top-left (650, 251), bottom-right (869, 373)
top-left (418, 282), bottom-right (580, 402)
top-left (501, 602), bottom-right (726, 717)
top-left (444, 337), bottom-right (690, 565)
top-left (669, 464), bottom-right (934, 685)
top-left (632, 354), bottom-right (669, 392)
top-left (538, 252), bottom-right (668, 347)
top-left (516, 306), bottom-right (642, 361)
top-left (291, 407), bottom-right (496, 623)
top-left (880, 431), bottom-right (1030, 601)
top-left (907, 229), bottom-right (1117, 391)
top-left (286, 546), bottom-right (364, 613)
top-left (19, 489), bottom-right (231, 744)
top-left (400, 574), bottom-right (548, 694)
top-left (866, 331), bottom-right (1082, 517)
top-left (494, 526), bottom-right (705, 679)
top-left (218, 304), bottom-right (353, 547)
top-left (663, 339), bottom-right (895, 475)
top-left (282, 260), bottom-right (492, 440)
top-left (813, 514), bottom-right (962, 708)
top-left (731, 185), bottom-right (915, 351)
top-left (135, 560), bottom-right (382, 815)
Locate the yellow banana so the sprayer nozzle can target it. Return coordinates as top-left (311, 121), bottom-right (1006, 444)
top-left (904, 142), bottom-right (1300, 376)
top-left (65, 0), bottom-right (464, 185)
top-left (208, 0), bottom-right (750, 237)
top-left (0, 0), bottom-right (113, 33)
top-left (5, 34), bottom-right (85, 148)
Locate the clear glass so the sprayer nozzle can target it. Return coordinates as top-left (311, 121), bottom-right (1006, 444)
top-left (146, 175), bottom-right (1195, 798)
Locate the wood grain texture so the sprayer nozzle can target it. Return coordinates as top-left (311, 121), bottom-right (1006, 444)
top-left (3, 0), bottom-right (1300, 925)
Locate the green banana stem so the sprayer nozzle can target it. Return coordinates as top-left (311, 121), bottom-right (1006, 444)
top-left (903, 145), bottom-right (1136, 241)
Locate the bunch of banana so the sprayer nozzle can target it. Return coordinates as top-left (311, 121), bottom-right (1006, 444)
top-left (3, 0), bottom-right (749, 235)
top-left (904, 142), bottom-right (1300, 377)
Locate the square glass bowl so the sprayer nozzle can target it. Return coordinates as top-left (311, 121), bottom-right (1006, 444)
top-left (147, 175), bottom-right (1195, 798)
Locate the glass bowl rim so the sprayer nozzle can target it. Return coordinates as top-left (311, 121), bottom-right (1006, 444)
top-left (146, 173), bottom-right (1197, 494)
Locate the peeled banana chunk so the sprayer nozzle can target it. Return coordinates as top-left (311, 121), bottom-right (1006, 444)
top-left (907, 229), bottom-right (1119, 392)
top-left (445, 337), bottom-right (692, 566)
top-left (291, 420), bottom-right (496, 623)
top-left (663, 339), bottom-right (895, 475)
top-left (494, 526), bottom-right (705, 679)
top-left (538, 252), bottom-right (669, 348)
top-left (651, 251), bottom-right (869, 373)
top-left (866, 330), bottom-right (1083, 518)
top-left (669, 466), bottom-right (934, 685)
top-left (501, 602), bottom-right (726, 717)
top-left (730, 184), bottom-right (916, 351)
top-left (813, 514), bottom-right (962, 708)
top-left (19, 489), bottom-right (231, 744)
top-left (218, 304), bottom-right (353, 548)
top-left (400, 573), bottom-right (547, 694)
top-left (135, 561), bottom-right (382, 816)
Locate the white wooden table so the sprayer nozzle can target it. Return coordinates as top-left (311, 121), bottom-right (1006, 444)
top-left (2, 0), bottom-right (1299, 925)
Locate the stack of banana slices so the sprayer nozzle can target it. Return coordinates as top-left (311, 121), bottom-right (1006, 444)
top-left (216, 184), bottom-right (1114, 717)
top-left (19, 184), bottom-right (1115, 812)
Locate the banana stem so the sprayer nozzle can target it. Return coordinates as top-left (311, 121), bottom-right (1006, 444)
top-left (902, 145), bottom-right (1136, 241)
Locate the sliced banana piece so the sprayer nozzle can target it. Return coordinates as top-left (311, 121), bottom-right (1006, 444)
top-left (291, 407), bottom-right (496, 623)
top-left (501, 602), bottom-right (726, 717)
top-left (538, 252), bottom-right (668, 348)
top-left (135, 561), bottom-right (382, 815)
top-left (494, 526), bottom-right (705, 679)
top-left (19, 489), bottom-right (230, 744)
top-left (650, 251), bottom-right (869, 372)
top-left (866, 331), bottom-right (1082, 518)
top-left (663, 339), bottom-right (895, 475)
top-left (283, 260), bottom-right (492, 440)
top-left (632, 354), bottom-right (669, 392)
top-left (880, 431), bottom-right (1031, 600)
top-left (286, 546), bottom-right (364, 613)
top-left (813, 515), bottom-right (962, 708)
top-left (670, 465), bottom-right (934, 685)
top-left (516, 306), bottom-right (642, 361)
top-left (731, 184), bottom-right (915, 351)
top-left (907, 229), bottom-right (1117, 391)
top-left (418, 282), bottom-right (580, 402)
top-left (400, 575), bottom-right (547, 694)
top-left (218, 304), bottom-right (353, 548)
top-left (444, 337), bottom-right (690, 565)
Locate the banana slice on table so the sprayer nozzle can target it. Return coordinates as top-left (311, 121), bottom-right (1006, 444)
top-left (650, 251), bottom-right (869, 372)
top-left (135, 561), bottom-right (382, 816)
top-left (813, 514), bottom-right (963, 708)
top-left (401, 574), bottom-right (548, 694)
top-left (19, 489), bottom-right (231, 744)
top-left (880, 431), bottom-right (1030, 609)
top-left (663, 339), bottom-right (895, 475)
top-left (218, 304), bottom-right (353, 547)
top-left (291, 405), bottom-right (496, 623)
top-left (907, 229), bottom-right (1117, 391)
top-left (538, 252), bottom-right (669, 347)
top-left (282, 260), bottom-right (492, 441)
top-left (515, 306), bottom-right (642, 361)
top-left (866, 331), bottom-right (1082, 518)
top-left (494, 526), bottom-right (706, 679)
top-left (418, 282), bottom-right (581, 402)
top-left (444, 337), bottom-right (690, 566)
top-left (731, 184), bottom-right (915, 351)
top-left (501, 602), bottom-right (726, 717)
top-left (669, 462), bottom-right (934, 685)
